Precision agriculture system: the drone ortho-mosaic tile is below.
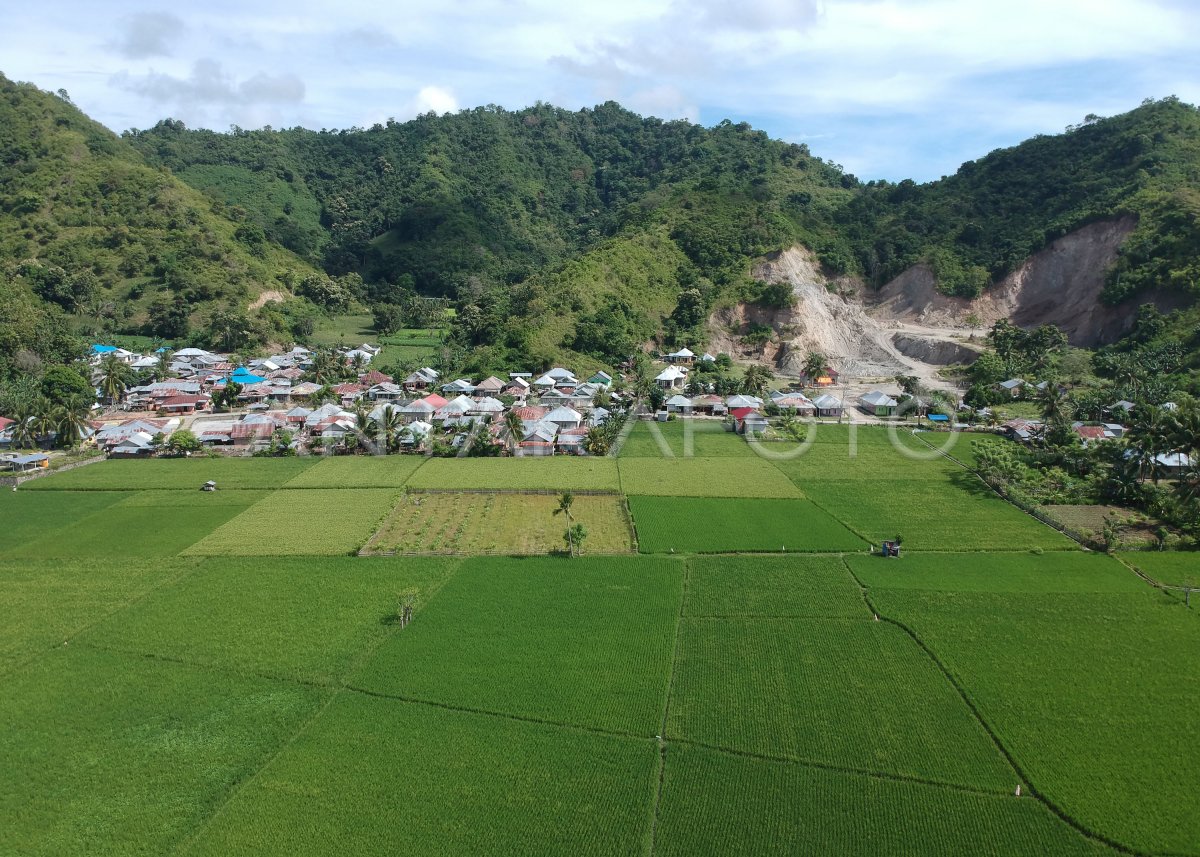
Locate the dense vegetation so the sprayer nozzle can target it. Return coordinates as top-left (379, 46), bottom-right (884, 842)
top-left (3, 71), bottom-right (1200, 384)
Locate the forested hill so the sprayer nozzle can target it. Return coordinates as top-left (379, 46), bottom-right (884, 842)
top-left (2, 67), bottom-right (1199, 376)
top-left (838, 97), bottom-right (1200, 301)
top-left (0, 74), bottom-right (319, 371)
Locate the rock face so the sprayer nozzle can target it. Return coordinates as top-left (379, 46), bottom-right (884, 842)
top-left (709, 247), bottom-right (906, 377)
top-left (891, 333), bottom-right (982, 365)
top-left (870, 217), bottom-right (1185, 346)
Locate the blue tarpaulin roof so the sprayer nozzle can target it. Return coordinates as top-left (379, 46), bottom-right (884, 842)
top-left (91, 344), bottom-right (117, 353)
top-left (927, 413), bottom-right (950, 422)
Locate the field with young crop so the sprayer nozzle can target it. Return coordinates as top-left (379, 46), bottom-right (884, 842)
top-left (406, 456), bottom-right (620, 491)
top-left (352, 556), bottom-right (683, 734)
top-left (182, 694), bottom-right (658, 857)
top-left (618, 419), bottom-right (755, 457)
top-left (654, 744), bottom-right (1113, 857)
top-left (668, 616), bottom-right (1015, 789)
top-left (364, 492), bottom-right (634, 555)
top-left (801, 478), bottom-right (1077, 551)
top-left (5, 489), bottom-right (267, 558)
top-left (0, 489), bottom-right (127, 552)
top-left (82, 556), bottom-right (460, 683)
top-left (629, 496), bottom-right (865, 553)
top-left (22, 456), bottom-right (317, 490)
top-left (0, 647), bottom-right (327, 857)
top-left (766, 432), bottom-right (964, 483)
top-left (618, 456), bottom-right (803, 498)
top-left (846, 550), bottom-right (1146, 593)
top-left (684, 555), bottom-right (866, 617)
top-left (0, 449), bottom-right (1195, 855)
top-left (1118, 551), bottom-right (1200, 588)
top-left (0, 557), bottom-right (196, 676)
top-left (282, 454), bottom-right (429, 488)
top-left (867, 586), bottom-right (1200, 855)
top-left (183, 488), bottom-right (401, 555)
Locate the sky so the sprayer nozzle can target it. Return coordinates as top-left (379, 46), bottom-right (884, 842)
top-left (2, 0), bottom-right (1197, 182)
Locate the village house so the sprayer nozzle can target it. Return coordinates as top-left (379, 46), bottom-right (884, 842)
top-left (811, 394), bottom-right (844, 418)
top-left (859, 391), bottom-right (899, 417)
top-left (996, 378), bottom-right (1026, 398)
top-left (665, 347), bottom-right (695, 365)
top-left (655, 366), bottom-right (688, 389)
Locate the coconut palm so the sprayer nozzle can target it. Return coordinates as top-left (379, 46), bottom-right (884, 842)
top-left (803, 351), bottom-right (828, 384)
top-left (1037, 381), bottom-right (1071, 424)
top-left (97, 354), bottom-right (132, 407)
top-left (503, 409), bottom-right (524, 455)
top-left (1127, 405), bottom-right (1171, 484)
top-left (741, 364), bottom-right (774, 396)
top-left (354, 408), bottom-right (380, 453)
top-left (379, 406), bottom-right (403, 453)
top-left (554, 491), bottom-right (576, 556)
top-left (53, 396), bottom-right (92, 448)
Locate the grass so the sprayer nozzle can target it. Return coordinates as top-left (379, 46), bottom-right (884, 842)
top-left (0, 489), bottom-right (127, 553)
top-left (629, 496), bottom-right (866, 554)
top-left (846, 551), bottom-right (1148, 593)
top-left (183, 488), bottom-right (401, 555)
top-left (767, 432), bottom-right (964, 483)
top-left (0, 647), bottom-right (327, 857)
top-left (22, 457), bottom-right (318, 490)
top-left (617, 419), bottom-right (755, 457)
top-left (1118, 551), bottom-right (1200, 587)
top-left (870, 587), bottom-right (1200, 855)
top-left (655, 744), bottom-right (1114, 857)
top-left (406, 457), bottom-right (621, 491)
top-left (364, 492), bottom-right (634, 555)
top-left (82, 556), bottom-right (460, 684)
top-left (182, 694), bottom-right (657, 857)
top-left (801, 477), bottom-right (1078, 551)
top-left (618, 456), bottom-right (803, 498)
top-left (281, 454), bottom-right (428, 488)
top-left (352, 556), bottom-right (683, 734)
top-left (684, 555), bottom-right (866, 617)
top-left (1042, 504), bottom-right (1160, 547)
top-left (0, 557), bottom-right (194, 675)
top-left (5, 490), bottom-right (266, 558)
top-left (668, 617), bottom-right (1015, 790)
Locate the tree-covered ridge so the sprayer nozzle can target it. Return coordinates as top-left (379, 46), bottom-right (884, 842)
top-left (125, 103), bottom-right (856, 296)
top-left (834, 97), bottom-right (1200, 299)
top-left (0, 73), bottom-right (318, 360)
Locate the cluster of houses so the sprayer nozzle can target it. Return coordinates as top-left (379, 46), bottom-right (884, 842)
top-left (79, 345), bottom-right (629, 455)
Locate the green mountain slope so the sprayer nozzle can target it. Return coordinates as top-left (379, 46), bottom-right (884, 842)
top-left (3, 71), bottom-right (1199, 380)
top-left (0, 73), bottom-right (319, 362)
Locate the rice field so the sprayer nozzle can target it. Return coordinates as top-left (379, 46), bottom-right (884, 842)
top-left (21, 456), bottom-right (317, 490)
top-left (282, 454), bottom-right (429, 488)
top-left (801, 478), bottom-right (1077, 551)
top-left (182, 488), bottom-right (401, 555)
top-left (617, 419), bottom-right (754, 457)
top-left (364, 492), bottom-right (634, 555)
top-left (618, 456), bottom-right (803, 498)
top-left (668, 617), bottom-right (1016, 790)
top-left (1, 446), bottom-right (1195, 856)
top-left (629, 496), bottom-right (866, 553)
top-left (352, 556), bottom-right (683, 734)
top-left (406, 456), bottom-right (621, 491)
top-left (868, 586), bottom-right (1200, 855)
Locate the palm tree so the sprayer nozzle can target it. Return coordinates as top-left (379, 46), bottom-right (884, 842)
top-left (154, 348), bottom-right (176, 381)
top-left (554, 492), bottom-right (576, 556)
top-left (1037, 381), bottom-right (1070, 424)
top-left (803, 351), bottom-right (828, 385)
top-left (1127, 405), bottom-right (1171, 484)
top-left (98, 354), bottom-right (132, 407)
top-left (379, 406), bottom-right (403, 454)
top-left (741, 364), bottom-right (774, 396)
top-left (53, 397), bottom-right (93, 448)
top-left (28, 396), bottom-right (57, 447)
top-left (354, 408), bottom-right (380, 454)
top-left (504, 409), bottom-right (524, 456)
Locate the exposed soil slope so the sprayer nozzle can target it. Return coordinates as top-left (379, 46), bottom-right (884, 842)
top-left (869, 217), bottom-right (1184, 346)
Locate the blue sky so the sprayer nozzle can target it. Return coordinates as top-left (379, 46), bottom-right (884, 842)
top-left (2, 0), bottom-right (1197, 182)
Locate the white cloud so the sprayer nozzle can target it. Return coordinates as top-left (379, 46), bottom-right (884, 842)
top-left (411, 85), bottom-right (458, 116)
top-left (0, 0), bottom-right (1196, 178)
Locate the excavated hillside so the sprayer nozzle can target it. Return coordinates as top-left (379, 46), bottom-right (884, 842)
top-left (869, 217), bottom-right (1187, 346)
